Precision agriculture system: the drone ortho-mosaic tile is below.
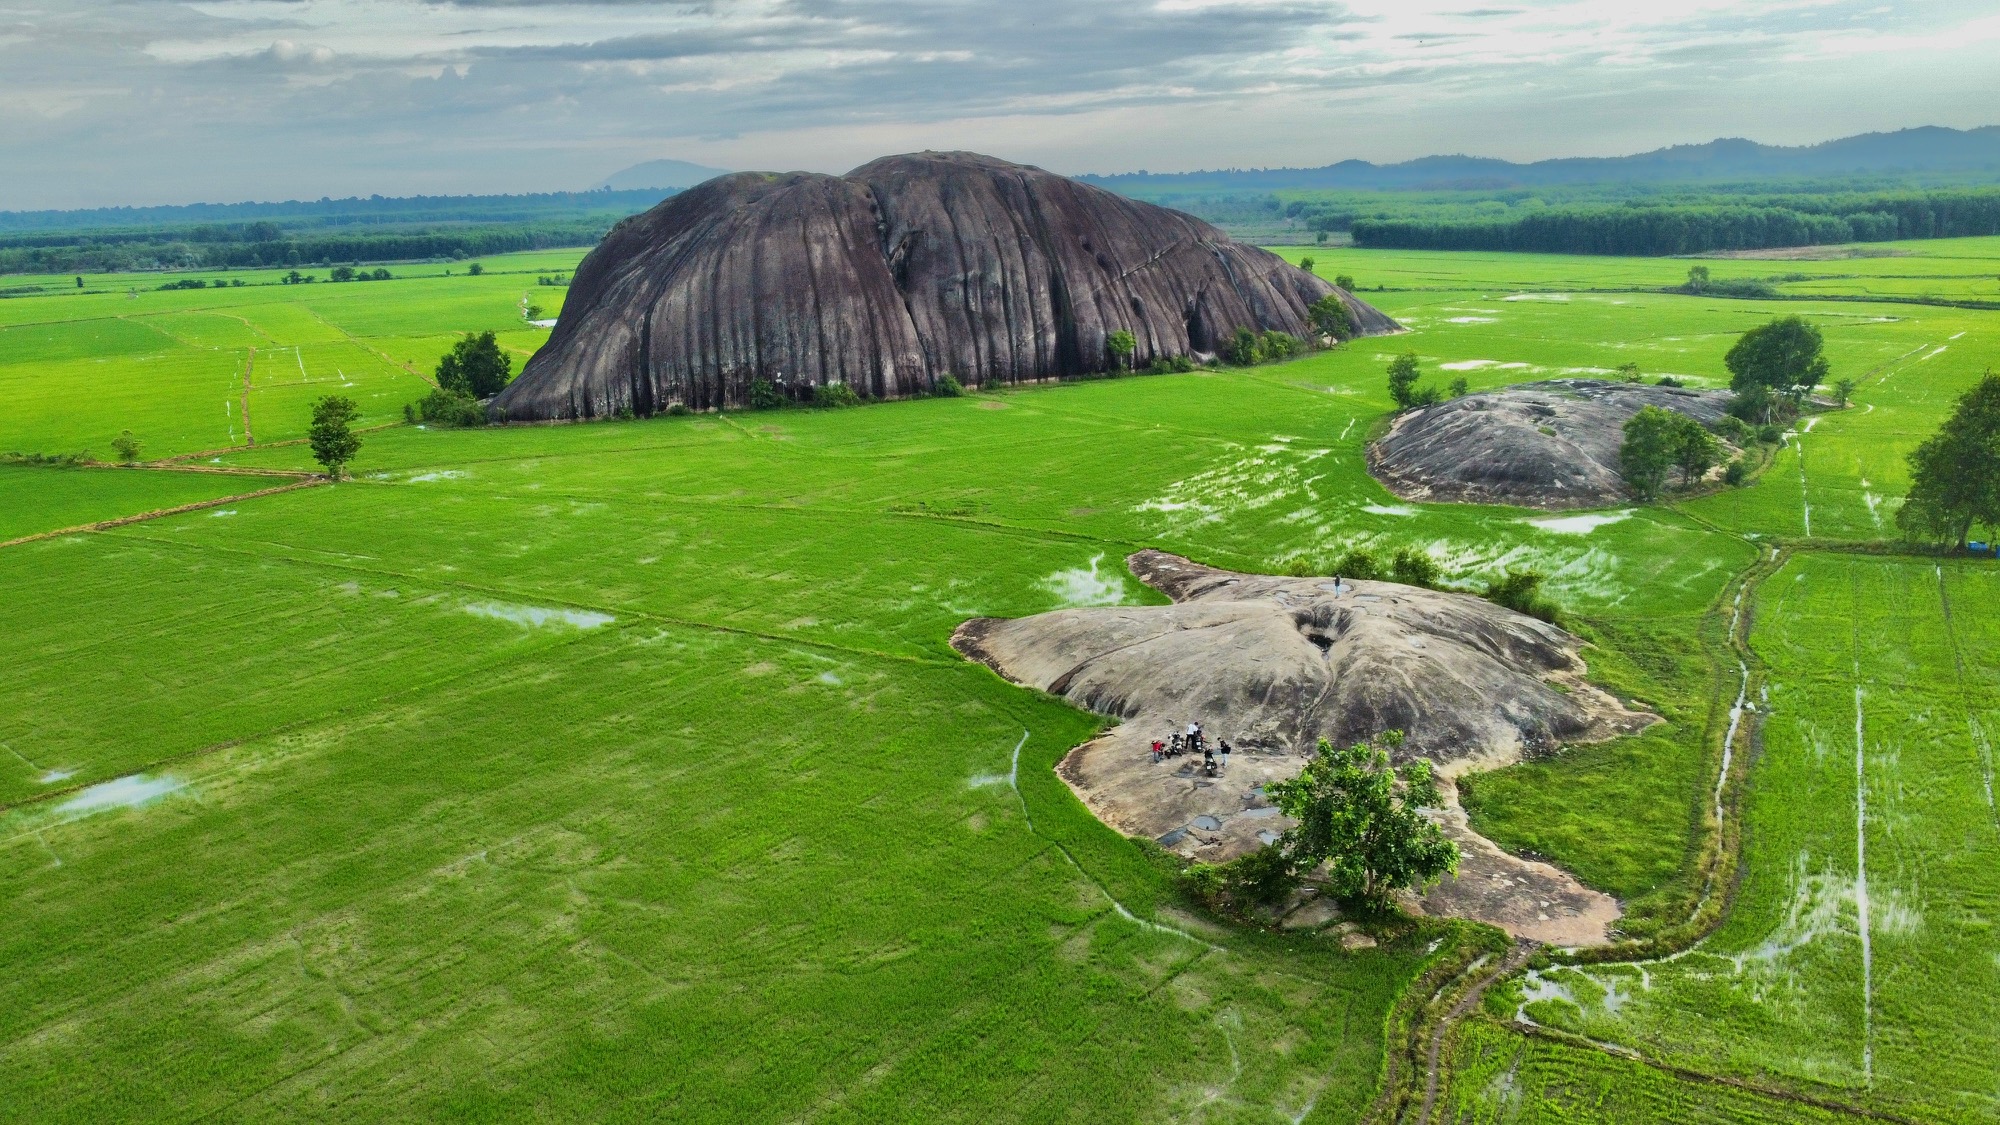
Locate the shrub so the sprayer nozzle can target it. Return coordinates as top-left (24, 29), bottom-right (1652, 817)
top-left (1617, 362), bottom-right (1643, 383)
top-left (411, 387), bottom-right (485, 427)
top-left (1389, 548), bottom-right (1440, 588)
top-left (614, 406), bottom-right (636, 421)
top-left (934, 372), bottom-right (965, 397)
top-left (1334, 274), bottom-right (1356, 291)
top-left (1448, 376), bottom-right (1471, 399)
top-left (666, 403), bottom-right (692, 416)
top-left (980, 373), bottom-right (1003, 392)
top-left (1713, 415), bottom-right (1750, 442)
top-left (1331, 549), bottom-right (1380, 581)
top-left (1298, 256), bottom-right (1315, 274)
top-left (110, 430), bottom-right (143, 464)
top-left (1226, 327), bottom-right (1262, 366)
top-left (1144, 355), bottom-right (1196, 375)
top-left (1260, 331), bottom-right (1302, 361)
top-left (1656, 375), bottom-right (1684, 388)
top-left (812, 382), bottom-right (861, 409)
top-left (1723, 459), bottom-right (1749, 486)
top-left (748, 379), bottom-right (785, 410)
top-left (1484, 570), bottom-right (1560, 623)
top-left (1758, 424), bottom-right (1785, 443)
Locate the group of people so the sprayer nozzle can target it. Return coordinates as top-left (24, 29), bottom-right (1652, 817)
top-left (1151, 721), bottom-right (1233, 776)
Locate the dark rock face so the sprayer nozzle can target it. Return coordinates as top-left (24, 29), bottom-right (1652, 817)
top-left (1369, 378), bottom-right (1734, 510)
top-left (494, 152), bottom-right (1400, 420)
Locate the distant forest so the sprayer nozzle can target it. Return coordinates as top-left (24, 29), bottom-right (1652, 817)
top-left (1155, 182), bottom-right (2000, 256)
top-left (0, 189), bottom-right (674, 276)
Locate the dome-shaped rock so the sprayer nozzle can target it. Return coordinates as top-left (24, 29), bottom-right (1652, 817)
top-left (494, 152), bottom-right (1400, 420)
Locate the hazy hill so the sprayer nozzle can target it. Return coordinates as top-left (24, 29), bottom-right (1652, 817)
top-left (1084, 126), bottom-right (2000, 194)
top-left (593, 159), bottom-right (732, 191)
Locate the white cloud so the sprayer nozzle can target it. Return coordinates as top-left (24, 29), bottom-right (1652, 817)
top-left (1, 0), bottom-right (1996, 206)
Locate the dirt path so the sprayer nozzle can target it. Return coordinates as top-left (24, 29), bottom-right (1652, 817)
top-left (1414, 941), bottom-right (1537, 1125)
top-left (0, 478), bottom-right (327, 550)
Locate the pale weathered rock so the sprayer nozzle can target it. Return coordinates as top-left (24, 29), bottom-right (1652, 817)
top-left (1369, 378), bottom-right (1734, 510)
top-left (494, 151), bottom-right (1400, 420)
top-left (952, 550), bottom-right (1655, 946)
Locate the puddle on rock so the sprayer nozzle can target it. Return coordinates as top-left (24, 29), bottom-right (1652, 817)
top-left (1192, 815), bottom-right (1223, 831)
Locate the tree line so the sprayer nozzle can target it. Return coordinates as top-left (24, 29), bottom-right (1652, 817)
top-left (0, 220), bottom-right (613, 276)
top-left (1349, 188), bottom-right (2000, 255)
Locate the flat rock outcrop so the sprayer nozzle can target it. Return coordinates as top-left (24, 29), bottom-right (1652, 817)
top-left (1369, 378), bottom-right (1733, 510)
top-left (953, 550), bottom-right (1655, 945)
top-left (494, 152), bottom-right (1400, 420)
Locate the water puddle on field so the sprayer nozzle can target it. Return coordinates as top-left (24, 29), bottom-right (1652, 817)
top-left (1525, 510), bottom-right (1633, 535)
top-left (463, 602), bottom-right (614, 629)
top-left (56, 774), bottom-right (182, 816)
top-left (408, 470), bottom-right (467, 483)
top-left (1041, 554), bottom-right (1130, 607)
top-left (209, 509), bottom-right (238, 518)
top-left (41, 769), bottom-right (76, 784)
top-left (1362, 503), bottom-right (1417, 517)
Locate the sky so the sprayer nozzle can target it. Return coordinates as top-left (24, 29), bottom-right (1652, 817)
top-left (4, 0), bottom-right (2000, 210)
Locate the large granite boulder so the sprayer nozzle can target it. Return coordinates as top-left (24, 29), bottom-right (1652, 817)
top-left (1369, 378), bottom-right (1734, 510)
top-left (493, 152), bottom-right (1400, 420)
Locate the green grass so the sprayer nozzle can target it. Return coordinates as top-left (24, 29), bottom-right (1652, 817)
top-left (3, 239), bottom-right (1998, 1121)
top-left (1489, 553), bottom-right (2000, 1122)
top-left (0, 465), bottom-right (262, 542)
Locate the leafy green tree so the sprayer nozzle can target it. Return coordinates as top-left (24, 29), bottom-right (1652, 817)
top-left (1620, 405), bottom-right (1679, 500)
top-left (1617, 362), bottom-right (1642, 383)
top-left (1266, 733), bottom-right (1458, 909)
top-left (435, 331), bottom-right (514, 398)
top-left (109, 430), bottom-right (143, 463)
top-left (1298, 256), bottom-right (1315, 274)
top-left (1685, 265), bottom-right (1711, 292)
top-left (308, 396), bottom-right (361, 478)
top-left (1334, 274), bottom-right (1356, 291)
top-left (1725, 316), bottom-right (1829, 423)
top-left (1448, 376), bottom-right (1470, 399)
top-left (1386, 352), bottom-right (1426, 410)
top-left (330, 266), bottom-right (356, 282)
top-left (467, 262), bottom-right (484, 276)
top-left (1307, 294), bottom-right (1355, 343)
top-left (1673, 415), bottom-right (1722, 487)
top-left (1898, 370), bottom-right (2000, 548)
top-left (1833, 378), bottom-right (1857, 406)
top-left (1260, 331), bottom-right (1301, 360)
top-left (1106, 329), bottom-right (1136, 370)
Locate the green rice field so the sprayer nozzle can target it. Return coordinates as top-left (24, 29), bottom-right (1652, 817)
top-left (3, 237), bottom-right (1997, 1121)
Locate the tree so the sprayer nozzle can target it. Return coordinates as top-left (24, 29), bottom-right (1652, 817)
top-left (75, 275), bottom-right (83, 288)
top-left (1898, 370), bottom-right (2000, 548)
top-left (1672, 415), bottom-right (1721, 487)
top-left (1833, 378), bottom-right (1857, 406)
top-left (435, 331), bottom-right (513, 398)
top-left (1106, 329), bottom-right (1136, 370)
top-left (1334, 274), bottom-right (1356, 291)
top-left (1226, 327), bottom-right (1263, 366)
top-left (110, 430), bottom-right (142, 464)
top-left (467, 262), bottom-right (483, 276)
top-left (1298, 256), bottom-right (1315, 274)
top-left (1617, 362), bottom-right (1642, 383)
top-left (1448, 376), bottom-right (1470, 399)
top-left (1620, 405), bottom-right (1679, 500)
top-left (1265, 733), bottom-right (1459, 909)
top-left (1387, 352), bottom-right (1424, 410)
top-left (1725, 316), bottom-right (1829, 423)
top-left (308, 396), bottom-right (361, 478)
top-left (1685, 265), bottom-right (1711, 292)
top-left (1307, 294), bottom-right (1355, 343)
top-left (330, 265), bottom-right (356, 282)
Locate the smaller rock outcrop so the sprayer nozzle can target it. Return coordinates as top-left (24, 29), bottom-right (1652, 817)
top-left (1369, 378), bottom-right (1733, 510)
top-left (952, 550), bottom-right (1655, 945)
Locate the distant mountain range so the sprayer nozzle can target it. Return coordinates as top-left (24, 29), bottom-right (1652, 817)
top-left (1081, 126), bottom-right (2000, 194)
top-left (593, 159), bottom-right (733, 192)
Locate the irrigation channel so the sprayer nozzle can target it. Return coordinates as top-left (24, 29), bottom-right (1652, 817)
top-left (1387, 535), bottom-right (1949, 1124)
